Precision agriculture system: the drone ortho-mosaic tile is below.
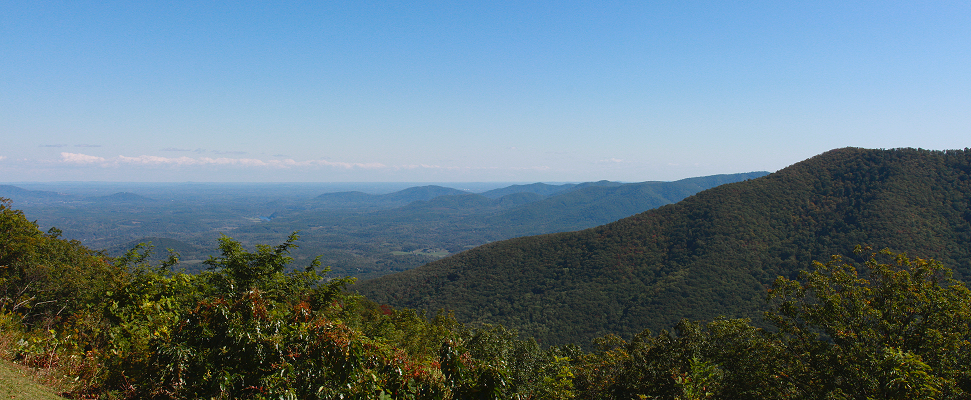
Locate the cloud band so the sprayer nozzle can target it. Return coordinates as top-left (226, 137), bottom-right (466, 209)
top-left (61, 152), bottom-right (385, 169)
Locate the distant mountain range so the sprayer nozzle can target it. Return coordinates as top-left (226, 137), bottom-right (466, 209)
top-left (0, 172), bottom-right (768, 278)
top-left (357, 148), bottom-right (971, 347)
top-left (0, 185), bottom-right (73, 201)
top-left (0, 186), bottom-right (156, 204)
top-left (314, 185), bottom-right (470, 208)
top-left (265, 172), bottom-right (768, 277)
top-left (96, 192), bottom-right (157, 203)
top-left (475, 173), bottom-right (771, 237)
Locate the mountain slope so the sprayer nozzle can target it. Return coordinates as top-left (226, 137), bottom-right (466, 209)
top-left (94, 192), bottom-right (157, 203)
top-left (0, 185), bottom-right (75, 202)
top-left (480, 182), bottom-right (577, 198)
top-left (313, 185), bottom-right (469, 209)
top-left (484, 172), bottom-right (769, 236)
top-left (357, 148), bottom-right (971, 347)
top-left (277, 173), bottom-right (768, 278)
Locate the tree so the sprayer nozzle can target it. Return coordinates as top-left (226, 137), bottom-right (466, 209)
top-left (1, 198), bottom-right (119, 327)
top-left (586, 319), bottom-right (790, 400)
top-left (766, 247), bottom-right (971, 399)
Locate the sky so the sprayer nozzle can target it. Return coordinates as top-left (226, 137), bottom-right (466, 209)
top-left (2, 1), bottom-right (969, 183)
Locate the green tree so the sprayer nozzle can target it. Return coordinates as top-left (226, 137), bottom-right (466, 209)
top-left (591, 319), bottom-right (790, 400)
top-left (766, 248), bottom-right (971, 399)
top-left (94, 243), bottom-right (198, 395)
top-left (1, 198), bottom-right (120, 328)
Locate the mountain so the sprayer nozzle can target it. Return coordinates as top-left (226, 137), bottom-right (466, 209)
top-left (480, 182), bottom-right (577, 199)
top-left (480, 172), bottom-right (770, 237)
top-left (95, 192), bottom-right (157, 203)
top-left (357, 148), bottom-right (971, 347)
top-left (355, 173), bottom-right (770, 238)
top-left (396, 194), bottom-right (503, 212)
top-left (312, 191), bottom-right (375, 207)
top-left (0, 185), bottom-right (35, 197)
top-left (313, 185), bottom-right (469, 208)
top-left (260, 173), bottom-right (765, 278)
top-left (0, 185), bottom-right (75, 202)
top-left (383, 185), bottom-right (469, 202)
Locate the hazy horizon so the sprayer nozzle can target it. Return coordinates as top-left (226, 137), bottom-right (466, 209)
top-left (2, 180), bottom-right (572, 197)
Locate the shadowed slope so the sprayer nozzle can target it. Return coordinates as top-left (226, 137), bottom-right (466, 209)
top-left (358, 148), bottom-right (971, 347)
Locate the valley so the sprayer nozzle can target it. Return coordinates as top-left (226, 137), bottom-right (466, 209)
top-left (0, 173), bottom-right (765, 279)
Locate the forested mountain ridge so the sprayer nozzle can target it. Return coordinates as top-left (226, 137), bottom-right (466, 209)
top-left (479, 172), bottom-right (770, 237)
top-left (358, 147), bottom-right (971, 346)
top-left (0, 173), bottom-right (762, 278)
top-left (0, 185), bottom-right (74, 201)
top-left (479, 182), bottom-right (578, 198)
top-left (377, 172), bottom-right (771, 237)
top-left (275, 172), bottom-right (769, 278)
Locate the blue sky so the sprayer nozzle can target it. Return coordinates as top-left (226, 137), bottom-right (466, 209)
top-left (2, 1), bottom-right (969, 182)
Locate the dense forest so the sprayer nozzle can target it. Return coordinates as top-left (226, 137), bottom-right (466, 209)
top-left (4, 194), bottom-right (971, 398)
top-left (358, 147), bottom-right (971, 346)
top-left (4, 147), bottom-right (971, 399)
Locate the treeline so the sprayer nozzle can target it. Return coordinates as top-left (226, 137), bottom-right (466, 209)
top-left (3, 198), bottom-right (971, 399)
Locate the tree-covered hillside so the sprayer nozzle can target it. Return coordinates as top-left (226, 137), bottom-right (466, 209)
top-left (6, 194), bottom-right (971, 398)
top-left (358, 148), bottom-right (971, 346)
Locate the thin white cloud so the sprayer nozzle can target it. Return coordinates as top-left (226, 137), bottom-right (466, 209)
top-left (118, 155), bottom-right (200, 165)
top-left (53, 153), bottom-right (551, 175)
top-left (60, 152), bottom-right (386, 170)
top-left (61, 152), bottom-right (107, 163)
top-left (0, 156), bottom-right (6, 161)
top-left (306, 159), bottom-right (386, 169)
top-left (397, 164), bottom-right (446, 170)
top-left (395, 164), bottom-right (550, 172)
top-left (598, 158), bottom-right (625, 163)
top-left (74, 144), bottom-right (101, 148)
top-left (41, 144), bottom-right (68, 148)
top-left (161, 147), bottom-right (192, 152)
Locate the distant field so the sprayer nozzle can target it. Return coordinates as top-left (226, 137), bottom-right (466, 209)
top-left (390, 248), bottom-right (450, 258)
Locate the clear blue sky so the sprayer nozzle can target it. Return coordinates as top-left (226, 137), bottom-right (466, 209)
top-left (2, 1), bottom-right (969, 182)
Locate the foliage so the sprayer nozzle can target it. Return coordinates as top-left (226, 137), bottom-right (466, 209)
top-left (1, 198), bottom-right (120, 330)
top-left (766, 247), bottom-right (971, 398)
top-left (573, 319), bottom-right (792, 400)
top-left (82, 233), bottom-right (576, 399)
top-left (1, 197), bottom-right (118, 392)
top-left (8, 186), bottom-right (971, 399)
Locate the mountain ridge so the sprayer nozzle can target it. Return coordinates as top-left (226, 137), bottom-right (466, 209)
top-left (357, 147), bottom-right (971, 346)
